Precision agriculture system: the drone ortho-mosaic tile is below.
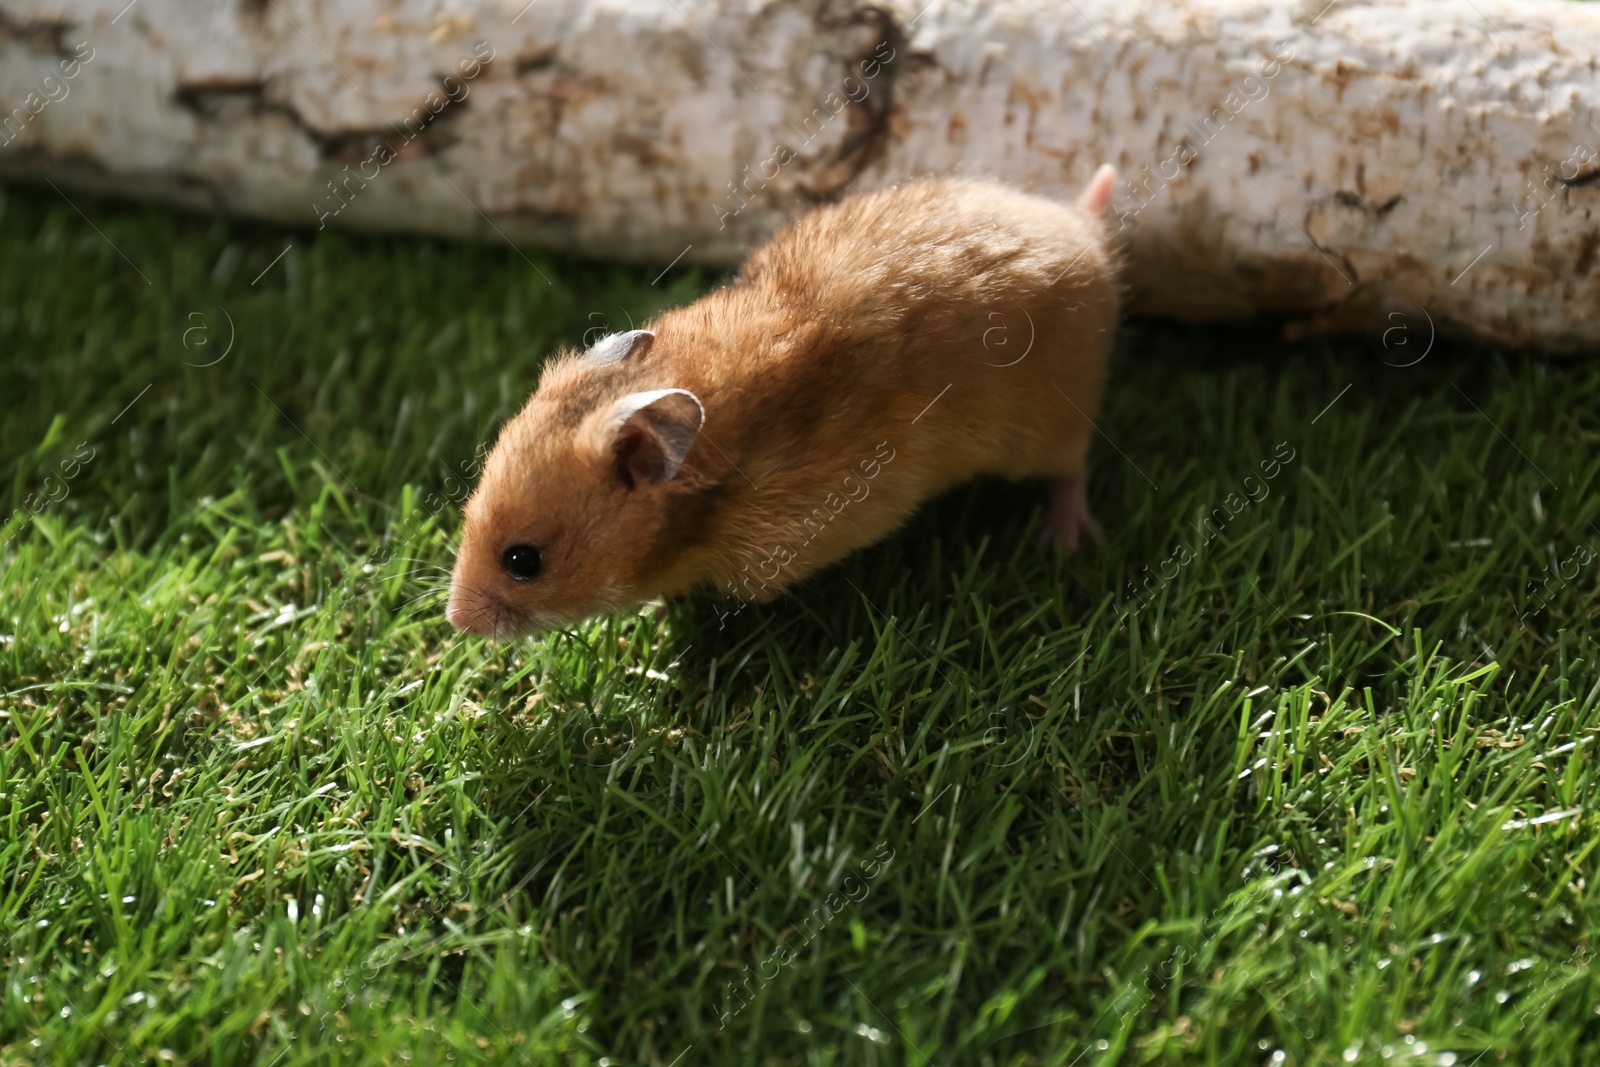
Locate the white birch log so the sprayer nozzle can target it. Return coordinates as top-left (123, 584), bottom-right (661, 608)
top-left (2, 0), bottom-right (1598, 350)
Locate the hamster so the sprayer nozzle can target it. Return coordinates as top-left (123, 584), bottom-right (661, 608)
top-left (447, 167), bottom-right (1121, 636)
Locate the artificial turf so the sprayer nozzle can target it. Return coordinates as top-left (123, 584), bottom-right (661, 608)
top-left (2, 180), bottom-right (1598, 1066)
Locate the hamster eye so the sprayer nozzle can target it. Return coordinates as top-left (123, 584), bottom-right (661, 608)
top-left (500, 544), bottom-right (543, 581)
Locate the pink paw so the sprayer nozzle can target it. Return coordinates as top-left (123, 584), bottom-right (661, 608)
top-left (1037, 473), bottom-right (1103, 554)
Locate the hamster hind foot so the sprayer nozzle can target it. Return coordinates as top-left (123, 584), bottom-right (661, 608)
top-left (1037, 472), bottom-right (1103, 555)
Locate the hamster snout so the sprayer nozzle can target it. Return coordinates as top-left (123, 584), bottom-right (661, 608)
top-left (448, 166), bottom-right (1121, 635)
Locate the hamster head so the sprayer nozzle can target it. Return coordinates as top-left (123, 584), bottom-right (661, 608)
top-left (445, 330), bottom-right (707, 636)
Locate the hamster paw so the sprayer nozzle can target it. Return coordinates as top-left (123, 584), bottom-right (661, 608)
top-left (1037, 473), bottom-right (1103, 554)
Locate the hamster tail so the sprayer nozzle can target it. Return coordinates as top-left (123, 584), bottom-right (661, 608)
top-left (1075, 164), bottom-right (1117, 216)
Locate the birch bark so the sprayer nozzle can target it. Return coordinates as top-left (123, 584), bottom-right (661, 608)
top-left (2, 0), bottom-right (1596, 349)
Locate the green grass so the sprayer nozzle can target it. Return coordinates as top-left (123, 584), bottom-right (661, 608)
top-left (2, 181), bottom-right (1599, 1067)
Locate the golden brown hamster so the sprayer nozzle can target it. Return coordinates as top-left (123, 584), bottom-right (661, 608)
top-left (447, 167), bottom-right (1121, 636)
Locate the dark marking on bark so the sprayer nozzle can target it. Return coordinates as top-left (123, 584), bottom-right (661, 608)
top-left (794, 3), bottom-right (906, 199)
top-left (1325, 60), bottom-right (1356, 102)
top-left (1576, 231), bottom-right (1600, 276)
top-left (612, 133), bottom-right (671, 167)
top-left (174, 77), bottom-right (469, 162)
top-left (515, 47), bottom-right (559, 75)
top-left (175, 79), bottom-right (271, 121)
top-left (0, 10), bottom-right (74, 53)
top-left (1333, 190), bottom-right (1402, 218)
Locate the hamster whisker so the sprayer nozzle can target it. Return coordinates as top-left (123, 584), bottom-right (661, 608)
top-left (464, 596), bottom-right (501, 639)
top-left (394, 586), bottom-right (450, 615)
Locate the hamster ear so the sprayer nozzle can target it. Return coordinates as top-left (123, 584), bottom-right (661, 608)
top-left (585, 329), bottom-right (656, 366)
top-left (1076, 163), bottom-right (1117, 215)
top-left (607, 388), bottom-right (704, 487)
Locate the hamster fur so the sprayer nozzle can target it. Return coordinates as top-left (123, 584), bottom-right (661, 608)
top-left (448, 167), bottom-right (1121, 636)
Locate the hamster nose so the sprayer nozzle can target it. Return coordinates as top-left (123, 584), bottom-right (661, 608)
top-left (445, 590), bottom-right (477, 632)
